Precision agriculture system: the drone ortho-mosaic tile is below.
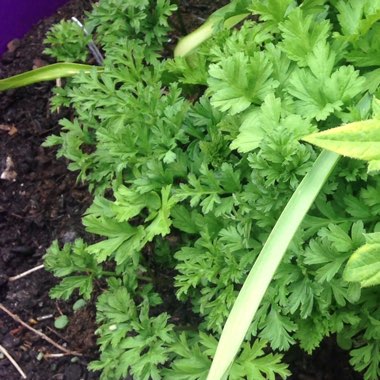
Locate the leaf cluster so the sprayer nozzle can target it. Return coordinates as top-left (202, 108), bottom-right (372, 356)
top-left (42, 0), bottom-right (380, 379)
top-left (44, 19), bottom-right (91, 62)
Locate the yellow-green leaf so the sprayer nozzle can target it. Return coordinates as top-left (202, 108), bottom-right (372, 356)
top-left (0, 63), bottom-right (102, 91)
top-left (343, 243), bottom-right (380, 287)
top-left (302, 119), bottom-right (380, 165)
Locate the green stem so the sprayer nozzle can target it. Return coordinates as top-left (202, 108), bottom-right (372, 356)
top-left (174, 12), bottom-right (249, 57)
top-left (0, 63), bottom-right (102, 91)
top-left (207, 150), bottom-right (340, 380)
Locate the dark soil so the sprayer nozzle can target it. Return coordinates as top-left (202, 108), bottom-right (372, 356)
top-left (0, 1), bottom-right (97, 379)
top-left (0, 0), bottom-right (364, 379)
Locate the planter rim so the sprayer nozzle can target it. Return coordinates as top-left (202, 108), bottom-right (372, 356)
top-left (0, 0), bottom-right (68, 54)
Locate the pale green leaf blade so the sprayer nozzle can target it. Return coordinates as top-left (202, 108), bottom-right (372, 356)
top-left (343, 244), bottom-right (380, 287)
top-left (174, 1), bottom-right (250, 57)
top-left (207, 150), bottom-right (340, 380)
top-left (0, 63), bottom-right (101, 91)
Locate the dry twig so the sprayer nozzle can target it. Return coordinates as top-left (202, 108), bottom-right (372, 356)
top-left (8, 264), bottom-right (44, 282)
top-left (43, 352), bottom-right (69, 359)
top-left (0, 344), bottom-right (27, 379)
top-left (0, 303), bottom-right (82, 356)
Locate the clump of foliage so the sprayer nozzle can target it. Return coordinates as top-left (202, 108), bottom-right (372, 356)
top-left (44, 19), bottom-right (91, 62)
top-left (40, 0), bottom-right (380, 379)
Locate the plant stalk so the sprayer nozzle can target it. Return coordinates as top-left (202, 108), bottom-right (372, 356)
top-left (0, 63), bottom-right (102, 91)
top-left (207, 149), bottom-right (340, 380)
top-left (174, 12), bottom-right (249, 57)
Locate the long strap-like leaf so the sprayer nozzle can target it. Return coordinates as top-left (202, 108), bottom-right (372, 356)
top-left (174, 1), bottom-right (249, 57)
top-left (0, 63), bottom-right (102, 91)
top-left (207, 149), bottom-right (340, 380)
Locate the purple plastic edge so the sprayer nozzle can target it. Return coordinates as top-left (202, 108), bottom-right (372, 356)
top-left (1, 0), bottom-right (69, 54)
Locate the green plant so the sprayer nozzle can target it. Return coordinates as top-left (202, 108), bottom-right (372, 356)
top-left (44, 19), bottom-right (91, 62)
top-left (54, 315), bottom-right (69, 329)
top-left (2, 0), bottom-right (380, 379)
top-left (85, 0), bottom-right (176, 55)
top-left (303, 117), bottom-right (380, 288)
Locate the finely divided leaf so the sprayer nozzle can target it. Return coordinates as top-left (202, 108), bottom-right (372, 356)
top-left (113, 186), bottom-right (161, 222)
top-left (335, 0), bottom-right (365, 36)
top-left (288, 40), bottom-right (365, 121)
top-left (230, 340), bottom-right (290, 380)
top-left (335, 0), bottom-right (380, 37)
top-left (349, 342), bottom-right (380, 380)
top-left (49, 275), bottom-right (93, 300)
top-left (288, 68), bottom-right (343, 121)
top-left (306, 41), bottom-right (335, 80)
top-left (207, 52), bottom-right (278, 115)
top-left (251, 0), bottom-right (296, 27)
top-left (324, 66), bottom-right (366, 103)
top-left (144, 185), bottom-right (176, 241)
top-left (230, 94), bottom-right (281, 152)
top-left (259, 307), bottom-right (296, 350)
top-left (279, 8), bottom-right (330, 66)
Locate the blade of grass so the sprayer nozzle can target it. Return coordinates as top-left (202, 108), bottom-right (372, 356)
top-left (174, 1), bottom-right (249, 58)
top-left (0, 63), bottom-right (102, 91)
top-left (207, 149), bottom-right (340, 380)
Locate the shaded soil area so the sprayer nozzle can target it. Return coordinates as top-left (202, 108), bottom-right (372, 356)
top-left (0, 0), bottom-right (364, 379)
